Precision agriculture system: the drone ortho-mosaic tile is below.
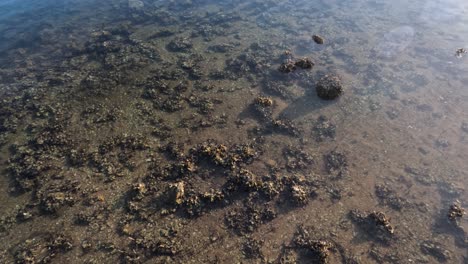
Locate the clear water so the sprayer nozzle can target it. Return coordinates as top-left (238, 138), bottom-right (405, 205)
top-left (0, 0), bottom-right (467, 263)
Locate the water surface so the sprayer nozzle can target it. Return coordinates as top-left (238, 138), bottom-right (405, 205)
top-left (0, 0), bottom-right (467, 263)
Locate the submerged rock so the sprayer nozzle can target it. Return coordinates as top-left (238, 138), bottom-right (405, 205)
top-left (167, 37), bottom-right (193, 52)
top-left (312, 115), bottom-right (336, 142)
top-left (420, 240), bottom-right (451, 262)
top-left (461, 122), bottom-right (468, 133)
top-left (316, 74), bottom-right (344, 100)
top-left (128, 0), bottom-right (144, 10)
top-left (375, 26), bottom-right (414, 58)
top-left (312, 35), bottom-right (324, 44)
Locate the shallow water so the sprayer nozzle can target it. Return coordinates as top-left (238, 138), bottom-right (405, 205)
top-left (0, 0), bottom-right (467, 263)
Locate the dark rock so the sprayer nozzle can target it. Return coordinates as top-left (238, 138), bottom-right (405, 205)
top-left (268, 118), bottom-right (301, 136)
top-left (447, 201), bottom-right (465, 222)
top-left (279, 57), bottom-right (314, 73)
top-left (312, 35), bottom-right (324, 44)
top-left (316, 74), bottom-right (344, 100)
top-left (242, 238), bottom-right (263, 259)
top-left (294, 57), bottom-right (314, 69)
top-left (225, 201), bottom-right (276, 234)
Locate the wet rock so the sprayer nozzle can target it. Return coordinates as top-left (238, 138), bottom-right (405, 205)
top-left (252, 96), bottom-right (274, 121)
top-left (129, 229), bottom-right (180, 257)
top-left (268, 118), bottom-right (301, 136)
top-left (242, 238), bottom-right (263, 259)
top-left (38, 181), bottom-right (79, 214)
top-left (226, 169), bottom-right (261, 192)
top-left (260, 181), bottom-right (280, 199)
top-left (327, 186), bottom-right (343, 201)
top-left (225, 198), bottom-right (276, 234)
top-left (40, 192), bottom-right (70, 213)
top-left (455, 48), bottom-right (467, 58)
top-left (278, 59), bottom-right (296, 73)
top-left (16, 209), bottom-right (33, 222)
top-left (13, 233), bottom-right (73, 263)
top-left (131, 183), bottom-right (147, 201)
top-left (316, 74), bottom-right (344, 100)
top-left (81, 239), bottom-right (93, 252)
top-left (367, 211), bottom-right (395, 234)
top-left (420, 240), bottom-right (451, 262)
top-left (290, 185), bottom-right (309, 205)
top-left (292, 226), bottom-right (334, 264)
top-left (168, 182), bottom-right (185, 206)
top-left (282, 175), bottom-right (318, 203)
top-left (279, 57), bottom-right (314, 73)
top-left (279, 50), bottom-right (294, 61)
top-left (181, 189), bottom-right (225, 217)
top-left (254, 96), bottom-right (273, 107)
top-left (447, 201), bottom-right (465, 222)
top-left (191, 140), bottom-right (259, 169)
top-left (349, 210), bottom-right (394, 244)
top-left (294, 57), bottom-right (314, 69)
top-left (312, 35), bottom-right (325, 44)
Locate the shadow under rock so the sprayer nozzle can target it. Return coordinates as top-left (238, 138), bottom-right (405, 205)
top-left (279, 94), bottom-right (338, 120)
